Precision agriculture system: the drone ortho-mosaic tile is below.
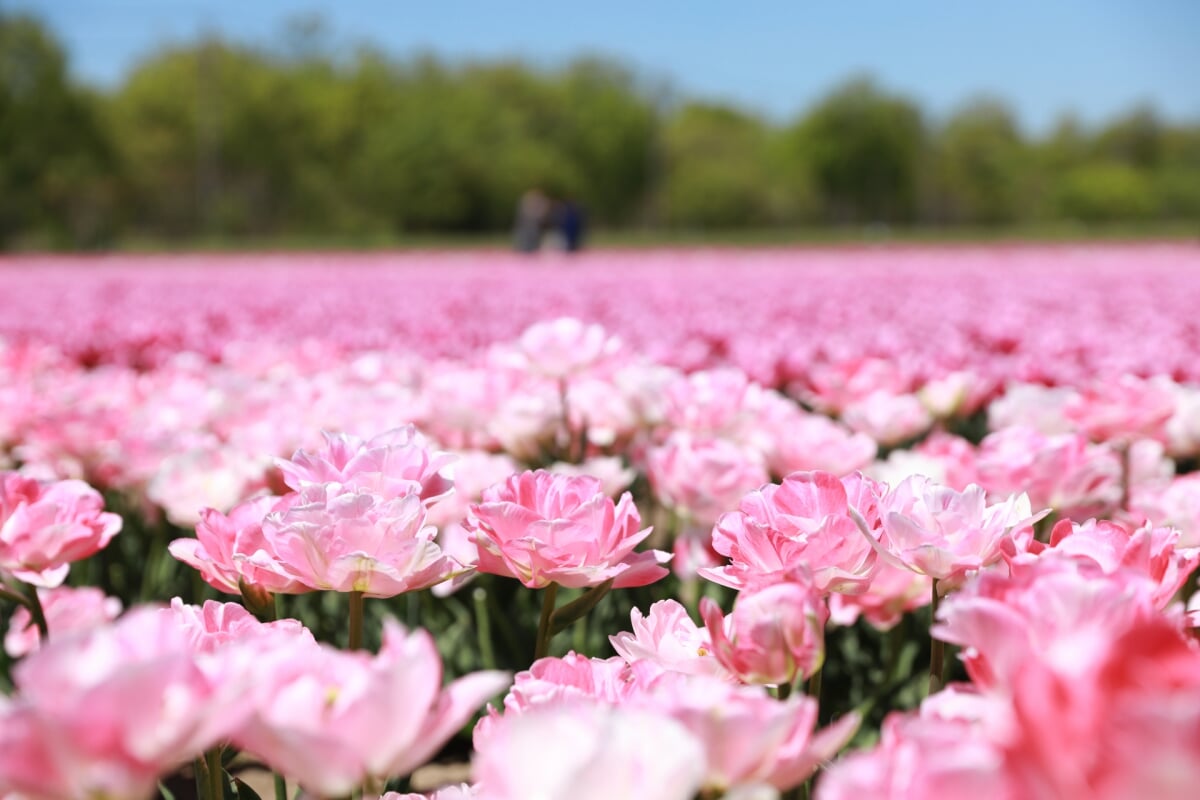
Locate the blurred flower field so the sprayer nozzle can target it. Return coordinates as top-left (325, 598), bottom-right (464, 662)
top-left (2, 243), bottom-right (1200, 799)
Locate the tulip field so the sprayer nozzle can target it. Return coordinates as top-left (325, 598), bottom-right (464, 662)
top-left (2, 243), bottom-right (1200, 799)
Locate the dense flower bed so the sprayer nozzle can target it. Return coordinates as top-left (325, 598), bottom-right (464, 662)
top-left (2, 246), bottom-right (1200, 799)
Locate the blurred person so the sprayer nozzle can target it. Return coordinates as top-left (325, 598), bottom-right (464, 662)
top-left (513, 188), bottom-right (550, 253)
top-left (558, 196), bottom-right (586, 253)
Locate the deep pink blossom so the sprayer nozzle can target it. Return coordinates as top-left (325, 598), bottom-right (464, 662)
top-left (703, 471), bottom-right (881, 595)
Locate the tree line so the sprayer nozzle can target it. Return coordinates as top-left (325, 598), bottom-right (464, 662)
top-left (2, 12), bottom-right (1199, 249)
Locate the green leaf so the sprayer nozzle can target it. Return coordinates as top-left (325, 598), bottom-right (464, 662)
top-left (233, 777), bottom-right (264, 800)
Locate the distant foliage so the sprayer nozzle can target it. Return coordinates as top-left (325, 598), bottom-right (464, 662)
top-left (2, 12), bottom-right (1199, 248)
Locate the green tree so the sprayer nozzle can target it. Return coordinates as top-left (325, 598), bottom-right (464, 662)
top-left (788, 78), bottom-right (926, 224)
top-left (928, 98), bottom-right (1027, 224)
top-left (0, 13), bottom-right (117, 247)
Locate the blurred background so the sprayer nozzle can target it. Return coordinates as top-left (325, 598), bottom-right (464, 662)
top-left (1, 0), bottom-right (1198, 250)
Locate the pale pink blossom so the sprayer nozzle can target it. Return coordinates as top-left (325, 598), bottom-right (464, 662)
top-left (867, 433), bottom-right (978, 490)
top-left (817, 692), bottom-right (1018, 800)
top-left (703, 471), bottom-right (881, 595)
top-left (642, 673), bottom-right (860, 792)
top-left (875, 477), bottom-right (1039, 586)
top-left (492, 318), bottom-right (623, 380)
top-left (975, 425), bottom-right (1121, 520)
top-left (765, 410), bottom-right (877, 478)
top-left (918, 370), bottom-right (993, 419)
top-left (840, 391), bottom-right (933, 447)
top-left (609, 600), bottom-right (726, 678)
top-left (277, 426), bottom-right (453, 504)
top-left (234, 621), bottom-right (509, 798)
top-left (700, 581), bottom-right (827, 685)
top-left (828, 560), bottom-right (931, 631)
top-left (796, 357), bottom-right (912, 415)
top-left (4, 586), bottom-right (121, 658)
top-left (1130, 473), bottom-right (1200, 546)
top-left (383, 786), bottom-right (476, 800)
top-left (1164, 381), bottom-right (1200, 458)
top-left (473, 702), bottom-right (706, 800)
top-left (546, 456), bottom-right (636, 499)
top-left (987, 382), bottom-right (1074, 434)
top-left (1064, 374), bottom-right (1175, 444)
top-left (260, 483), bottom-right (462, 596)
top-left (0, 608), bottom-right (242, 800)
top-left (647, 432), bottom-right (769, 527)
top-left (466, 470), bottom-right (669, 589)
top-left (0, 473), bottom-right (122, 587)
top-left (146, 440), bottom-right (268, 527)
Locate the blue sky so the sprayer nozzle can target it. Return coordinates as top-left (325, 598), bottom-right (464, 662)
top-left (13, 0), bottom-right (1200, 133)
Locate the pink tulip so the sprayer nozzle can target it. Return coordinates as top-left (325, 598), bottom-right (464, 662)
top-left (766, 411), bottom-right (877, 478)
top-left (1003, 616), bottom-right (1200, 799)
top-left (473, 702), bottom-right (706, 800)
top-left (841, 391), bottom-right (933, 447)
top-left (383, 786), bottom-right (476, 800)
top-left (1064, 374), bottom-right (1175, 444)
top-left (277, 426), bottom-right (453, 504)
top-left (1128, 472), bottom-right (1200, 547)
top-left (932, 559), bottom-right (1161, 689)
top-left (0, 608), bottom-right (241, 800)
top-left (260, 483), bottom-right (463, 596)
top-left (4, 585), bottom-right (122, 658)
top-left (975, 426), bottom-right (1121, 520)
top-left (146, 440), bottom-right (268, 527)
top-left (168, 494), bottom-right (310, 595)
top-left (0, 472), bottom-right (122, 587)
top-left (642, 673), bottom-right (860, 791)
top-left (875, 476), bottom-right (1039, 586)
top-left (609, 600), bottom-right (727, 678)
top-left (701, 581), bottom-right (827, 685)
top-left (817, 691), bottom-right (1017, 800)
top-left (828, 559), bottom-right (931, 631)
top-left (491, 317), bottom-right (624, 380)
top-left (703, 471), bottom-right (881, 595)
top-left (466, 470), bottom-right (669, 589)
top-left (647, 432), bottom-right (769, 527)
top-left (234, 620), bottom-right (509, 797)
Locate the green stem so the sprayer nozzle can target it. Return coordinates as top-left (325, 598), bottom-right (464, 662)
top-left (273, 773), bottom-right (287, 800)
top-left (807, 664), bottom-right (824, 710)
top-left (473, 587), bottom-right (497, 670)
top-left (25, 586), bottom-right (48, 646)
top-left (206, 747), bottom-right (224, 800)
top-left (348, 590), bottom-right (365, 652)
top-left (776, 680), bottom-right (792, 701)
top-left (534, 583), bottom-right (559, 660)
top-left (929, 579), bottom-right (944, 695)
